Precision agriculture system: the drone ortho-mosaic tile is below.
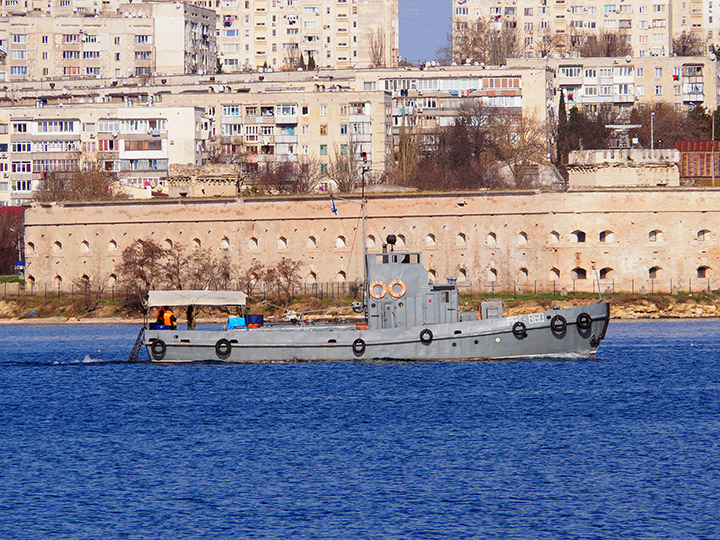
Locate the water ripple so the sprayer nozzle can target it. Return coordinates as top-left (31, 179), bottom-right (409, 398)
top-left (0, 320), bottom-right (719, 539)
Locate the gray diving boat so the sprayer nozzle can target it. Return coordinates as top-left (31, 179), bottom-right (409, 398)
top-left (137, 235), bottom-right (609, 363)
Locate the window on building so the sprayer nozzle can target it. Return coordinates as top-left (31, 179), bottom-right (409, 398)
top-left (599, 230), bottom-right (615, 242)
top-left (649, 229), bottom-right (664, 242)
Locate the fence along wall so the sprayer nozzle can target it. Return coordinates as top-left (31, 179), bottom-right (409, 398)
top-left (22, 189), bottom-right (720, 295)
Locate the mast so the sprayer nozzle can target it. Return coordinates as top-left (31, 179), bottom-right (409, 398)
top-left (361, 152), bottom-right (368, 307)
top-left (331, 152), bottom-right (370, 310)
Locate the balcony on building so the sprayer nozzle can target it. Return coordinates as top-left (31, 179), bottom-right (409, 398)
top-left (351, 133), bottom-right (372, 143)
top-left (274, 104), bottom-right (298, 124)
top-left (558, 65), bottom-right (583, 86)
top-left (681, 64), bottom-right (704, 103)
top-left (349, 114), bottom-right (371, 124)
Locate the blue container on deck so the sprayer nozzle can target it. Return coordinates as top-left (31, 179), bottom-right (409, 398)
top-left (246, 314), bottom-right (264, 327)
top-left (227, 317), bottom-right (246, 330)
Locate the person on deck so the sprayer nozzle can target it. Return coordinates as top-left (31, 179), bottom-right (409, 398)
top-left (163, 307), bottom-right (177, 330)
top-left (156, 306), bottom-right (166, 326)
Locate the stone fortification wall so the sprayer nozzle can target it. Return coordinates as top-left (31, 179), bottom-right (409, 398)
top-left (568, 149), bottom-right (680, 188)
top-left (23, 189), bottom-right (720, 294)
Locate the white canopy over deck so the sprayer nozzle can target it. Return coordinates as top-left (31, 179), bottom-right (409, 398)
top-left (147, 290), bottom-right (247, 308)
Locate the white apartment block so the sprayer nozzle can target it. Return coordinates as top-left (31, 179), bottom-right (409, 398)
top-left (161, 89), bottom-right (393, 177)
top-left (0, 2), bottom-right (216, 82)
top-left (0, 0), bottom-right (398, 74)
top-left (452, 0), bottom-right (708, 59)
top-left (0, 106), bottom-right (209, 205)
top-left (357, 66), bottom-right (554, 132)
top-left (206, 0), bottom-right (399, 71)
top-left (508, 55), bottom-right (718, 115)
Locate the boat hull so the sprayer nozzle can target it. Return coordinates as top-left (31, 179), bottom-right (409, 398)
top-left (143, 302), bottom-right (610, 363)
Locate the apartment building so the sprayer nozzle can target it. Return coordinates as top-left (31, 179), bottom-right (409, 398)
top-left (351, 66), bottom-right (554, 136)
top-left (1, 0), bottom-right (398, 73)
top-left (2, 57), bottom-right (714, 206)
top-left (0, 106), bottom-right (208, 206)
top-left (0, 2), bottom-right (216, 82)
top-left (0, 65), bottom-right (552, 196)
top-left (452, 0), bottom-right (701, 59)
top-left (208, 0), bottom-right (399, 71)
top-left (508, 55), bottom-right (718, 115)
top-left (160, 88), bottom-right (393, 177)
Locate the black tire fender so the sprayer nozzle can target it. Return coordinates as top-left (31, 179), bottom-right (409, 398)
top-left (576, 312), bottom-right (592, 330)
top-left (215, 338), bottom-right (232, 360)
top-left (419, 328), bottom-right (433, 344)
top-left (352, 338), bottom-right (366, 355)
top-left (150, 339), bottom-right (166, 360)
top-left (551, 315), bottom-right (567, 333)
top-left (512, 321), bottom-right (527, 337)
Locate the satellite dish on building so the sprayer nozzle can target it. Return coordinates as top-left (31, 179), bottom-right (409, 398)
top-left (625, 55), bottom-right (632, 63)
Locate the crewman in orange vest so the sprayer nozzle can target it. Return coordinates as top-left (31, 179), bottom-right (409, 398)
top-left (163, 307), bottom-right (177, 330)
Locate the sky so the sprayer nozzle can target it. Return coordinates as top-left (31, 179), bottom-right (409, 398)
top-left (399, 0), bottom-right (452, 64)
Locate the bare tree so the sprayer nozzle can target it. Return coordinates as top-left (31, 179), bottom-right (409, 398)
top-left (162, 243), bottom-right (192, 290)
top-left (116, 238), bottom-right (166, 309)
top-left (629, 102), bottom-right (708, 149)
top-left (254, 159), bottom-right (322, 194)
top-left (575, 31), bottom-right (632, 57)
top-left (673, 32), bottom-right (704, 56)
top-left (387, 122), bottom-right (420, 187)
top-left (208, 253), bottom-right (235, 289)
top-left (486, 112), bottom-right (550, 187)
top-left (435, 33), bottom-right (454, 65)
top-left (0, 207), bottom-right (24, 275)
top-left (282, 40), bottom-right (301, 70)
top-left (293, 157), bottom-right (324, 193)
top-left (207, 134), bottom-right (250, 166)
top-left (536, 29), bottom-right (563, 58)
top-left (329, 138), bottom-right (361, 193)
top-left (73, 273), bottom-right (107, 312)
top-left (238, 260), bottom-right (266, 298)
top-left (264, 257), bottom-right (303, 308)
top-left (369, 25), bottom-right (387, 67)
top-left (35, 160), bottom-right (121, 202)
top-left (258, 163), bottom-right (298, 194)
top-left (453, 18), bottom-right (523, 65)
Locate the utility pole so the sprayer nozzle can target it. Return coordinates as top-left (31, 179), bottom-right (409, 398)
top-left (651, 111), bottom-right (655, 151)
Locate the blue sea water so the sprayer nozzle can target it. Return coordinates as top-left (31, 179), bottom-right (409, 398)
top-left (0, 320), bottom-right (719, 539)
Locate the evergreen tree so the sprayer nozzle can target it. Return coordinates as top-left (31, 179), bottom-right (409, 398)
top-left (556, 90), bottom-right (568, 181)
top-left (299, 53), bottom-right (306, 70)
top-left (308, 54), bottom-right (316, 70)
